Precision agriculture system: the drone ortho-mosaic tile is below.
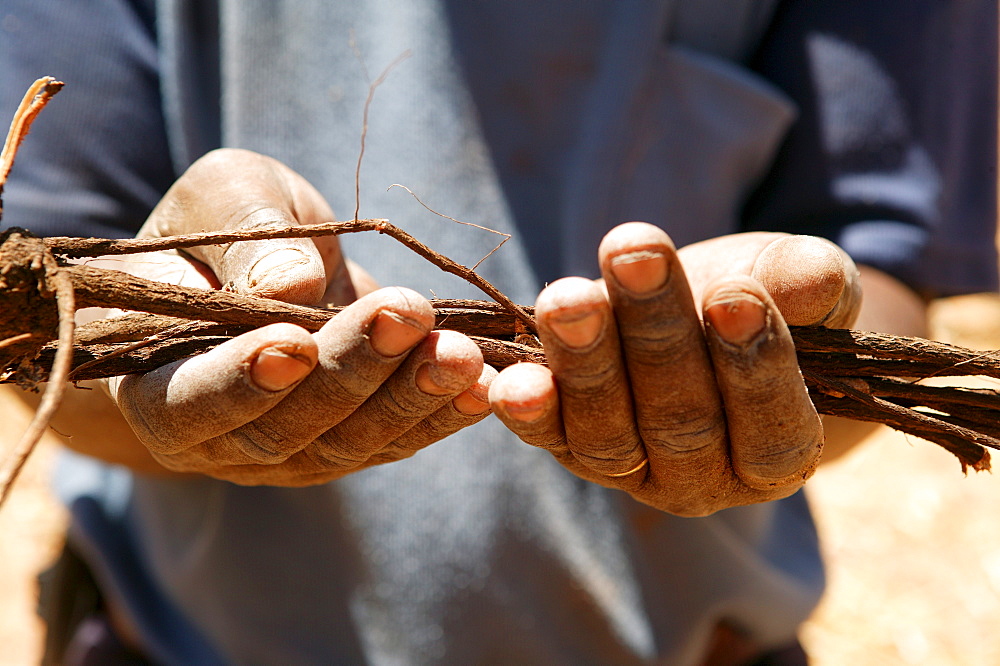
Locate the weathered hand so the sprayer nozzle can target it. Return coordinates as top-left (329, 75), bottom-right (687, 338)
top-left (489, 222), bottom-right (861, 516)
top-left (101, 149), bottom-right (493, 486)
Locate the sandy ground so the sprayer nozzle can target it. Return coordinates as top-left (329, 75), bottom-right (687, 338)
top-left (2, 295), bottom-right (1000, 665)
top-left (802, 293), bottom-right (1000, 666)
top-left (0, 400), bottom-right (67, 666)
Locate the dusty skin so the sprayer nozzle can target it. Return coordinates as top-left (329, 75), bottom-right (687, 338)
top-left (2, 294), bottom-right (1000, 664)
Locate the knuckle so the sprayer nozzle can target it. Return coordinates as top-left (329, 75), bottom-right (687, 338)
top-left (653, 488), bottom-right (730, 517)
top-left (400, 409), bottom-right (482, 449)
top-left (364, 447), bottom-right (417, 466)
top-left (305, 436), bottom-right (369, 468)
top-left (385, 372), bottom-right (445, 414)
top-left (228, 424), bottom-right (301, 464)
top-left (189, 147), bottom-right (260, 175)
top-left (639, 408), bottom-right (726, 453)
top-left (620, 320), bottom-right (701, 364)
top-left (555, 357), bottom-right (625, 394)
top-left (735, 432), bottom-right (823, 489)
top-left (570, 444), bottom-right (644, 474)
top-left (121, 403), bottom-right (192, 456)
top-left (313, 363), bottom-right (384, 412)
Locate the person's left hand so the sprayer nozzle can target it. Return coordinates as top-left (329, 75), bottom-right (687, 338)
top-left (488, 222), bottom-right (861, 516)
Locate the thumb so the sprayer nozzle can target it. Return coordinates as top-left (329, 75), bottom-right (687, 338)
top-left (142, 148), bottom-right (341, 306)
top-left (750, 235), bottom-right (862, 329)
top-left (215, 218), bottom-right (328, 305)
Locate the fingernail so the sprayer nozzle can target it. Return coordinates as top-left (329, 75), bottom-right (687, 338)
top-left (453, 384), bottom-right (491, 415)
top-left (499, 398), bottom-right (547, 422)
top-left (546, 309), bottom-right (604, 349)
top-left (705, 294), bottom-right (767, 345)
top-left (609, 250), bottom-right (669, 295)
top-left (247, 249), bottom-right (311, 289)
top-left (369, 310), bottom-right (427, 357)
top-left (415, 363), bottom-right (468, 396)
top-left (250, 347), bottom-right (314, 391)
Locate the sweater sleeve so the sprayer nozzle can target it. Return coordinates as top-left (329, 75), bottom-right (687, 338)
top-left (742, 0), bottom-right (998, 297)
top-left (0, 0), bottom-right (176, 238)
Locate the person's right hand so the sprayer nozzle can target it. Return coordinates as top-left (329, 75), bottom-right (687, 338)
top-left (100, 149), bottom-right (494, 486)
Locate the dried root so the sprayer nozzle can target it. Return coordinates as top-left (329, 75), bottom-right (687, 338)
top-left (1, 76), bottom-right (997, 514)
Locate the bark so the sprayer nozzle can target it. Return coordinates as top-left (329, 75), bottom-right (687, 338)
top-left (0, 240), bottom-right (997, 472)
top-left (1, 76), bottom-right (996, 499)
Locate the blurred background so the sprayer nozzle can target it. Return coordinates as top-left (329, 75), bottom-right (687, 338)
top-left (802, 293), bottom-right (1000, 665)
top-left (3, 294), bottom-right (1000, 664)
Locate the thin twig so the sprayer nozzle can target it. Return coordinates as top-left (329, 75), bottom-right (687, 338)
top-left (0, 77), bottom-right (66, 508)
top-left (388, 184), bottom-right (512, 271)
top-left (0, 332), bottom-right (35, 349)
top-left (354, 50), bottom-right (411, 221)
top-left (45, 222), bottom-right (538, 334)
top-left (67, 320), bottom-right (196, 381)
top-left (1, 77), bottom-right (64, 188)
top-left (861, 377), bottom-right (1000, 413)
top-left (804, 369), bottom-right (994, 471)
top-left (43, 220), bottom-right (389, 257)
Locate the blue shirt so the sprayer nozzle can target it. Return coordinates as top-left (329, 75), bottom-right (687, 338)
top-left (2, 1), bottom-right (996, 663)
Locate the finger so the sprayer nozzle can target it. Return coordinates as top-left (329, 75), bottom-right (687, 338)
top-left (225, 287), bottom-right (434, 462)
top-left (598, 222), bottom-right (728, 486)
top-left (368, 364), bottom-right (499, 463)
top-left (490, 362), bottom-right (566, 451)
top-left (206, 352), bottom-right (489, 483)
top-left (489, 362), bottom-right (609, 481)
top-left (221, 362), bottom-right (494, 486)
top-left (307, 330), bottom-right (483, 466)
top-left (674, 231), bottom-right (787, 307)
top-left (143, 149), bottom-right (340, 306)
top-left (703, 275), bottom-right (824, 490)
top-left (110, 323), bottom-right (318, 455)
top-left (750, 235), bottom-right (862, 328)
top-left (533, 277), bottom-right (647, 476)
top-left (82, 248), bottom-right (217, 292)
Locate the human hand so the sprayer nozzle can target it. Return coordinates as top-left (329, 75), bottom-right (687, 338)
top-left (101, 149), bottom-right (493, 486)
top-left (489, 222), bottom-right (861, 516)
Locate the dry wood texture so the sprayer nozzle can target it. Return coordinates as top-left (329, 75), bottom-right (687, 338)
top-left (2, 77), bottom-right (999, 511)
top-left (2, 223), bottom-right (999, 474)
